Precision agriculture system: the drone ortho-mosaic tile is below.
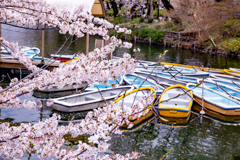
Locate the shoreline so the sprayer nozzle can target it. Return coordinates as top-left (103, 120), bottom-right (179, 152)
top-left (119, 36), bottom-right (240, 57)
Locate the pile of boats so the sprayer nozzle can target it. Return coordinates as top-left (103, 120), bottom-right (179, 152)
top-left (34, 57), bottom-right (240, 131)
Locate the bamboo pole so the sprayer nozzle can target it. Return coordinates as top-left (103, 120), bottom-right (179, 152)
top-left (41, 25), bottom-right (45, 64)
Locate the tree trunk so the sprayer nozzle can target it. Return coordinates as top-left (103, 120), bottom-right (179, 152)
top-left (106, 2), bottom-right (110, 10)
top-left (161, 0), bottom-right (174, 10)
top-left (110, 0), bottom-right (118, 17)
top-left (157, 4), bottom-right (159, 19)
top-left (150, 0), bottom-right (153, 18)
top-left (161, 0), bottom-right (182, 25)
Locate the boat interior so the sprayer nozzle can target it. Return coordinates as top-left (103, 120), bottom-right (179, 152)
top-left (160, 87), bottom-right (191, 108)
top-left (57, 87), bottom-right (131, 104)
top-left (117, 89), bottom-right (153, 108)
top-left (188, 85), bottom-right (240, 108)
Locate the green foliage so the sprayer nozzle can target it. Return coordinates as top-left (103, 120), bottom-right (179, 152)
top-left (153, 9), bottom-right (167, 18)
top-left (148, 18), bottom-right (153, 24)
top-left (137, 28), bottom-right (164, 42)
top-left (107, 9), bottom-right (113, 16)
top-left (222, 38), bottom-right (240, 54)
top-left (149, 29), bottom-right (165, 42)
top-left (164, 22), bottom-right (174, 28)
top-left (132, 17), bottom-right (141, 24)
top-left (140, 17), bottom-right (144, 23)
top-left (112, 15), bottom-right (127, 24)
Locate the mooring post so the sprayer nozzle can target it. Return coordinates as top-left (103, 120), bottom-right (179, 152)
top-left (41, 25), bottom-right (45, 64)
top-left (0, 23), bottom-right (1, 61)
top-left (95, 39), bottom-right (104, 61)
top-left (149, 37), bottom-right (151, 45)
top-left (105, 39), bottom-right (112, 60)
top-left (86, 33), bottom-right (89, 54)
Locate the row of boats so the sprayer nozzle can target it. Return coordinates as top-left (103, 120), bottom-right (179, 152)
top-left (32, 57), bottom-right (240, 131)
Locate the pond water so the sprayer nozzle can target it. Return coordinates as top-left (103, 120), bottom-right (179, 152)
top-left (1, 25), bottom-right (240, 159)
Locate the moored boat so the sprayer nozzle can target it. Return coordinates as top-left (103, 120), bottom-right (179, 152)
top-left (85, 76), bottom-right (123, 92)
top-left (51, 54), bottom-right (78, 63)
top-left (161, 62), bottom-right (224, 74)
top-left (210, 73), bottom-right (240, 83)
top-left (223, 69), bottom-right (240, 78)
top-left (187, 83), bottom-right (240, 116)
top-left (37, 82), bottom-right (88, 93)
top-left (229, 68), bottom-right (240, 72)
top-left (157, 113), bottom-right (191, 127)
top-left (198, 79), bottom-right (240, 101)
top-left (51, 86), bottom-right (134, 112)
top-left (136, 69), bottom-right (199, 84)
top-left (209, 78), bottom-right (240, 90)
top-left (192, 103), bottom-right (240, 125)
top-left (123, 74), bottom-right (164, 94)
top-left (114, 87), bottom-right (156, 132)
top-left (134, 70), bottom-right (185, 87)
top-left (158, 84), bottom-right (193, 118)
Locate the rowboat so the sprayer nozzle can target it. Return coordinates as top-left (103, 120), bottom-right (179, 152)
top-left (229, 68), bottom-right (240, 72)
top-left (210, 73), bottom-right (240, 83)
top-left (136, 69), bottom-right (199, 84)
top-left (119, 110), bottom-right (156, 132)
top-left (192, 103), bottom-right (240, 125)
top-left (209, 78), bottom-right (240, 90)
top-left (1, 46), bottom-right (40, 58)
top-left (85, 76), bottom-right (123, 92)
top-left (134, 70), bottom-right (185, 87)
top-left (198, 79), bottom-right (240, 101)
top-left (51, 86), bottom-right (134, 112)
top-left (114, 87), bottom-right (156, 132)
top-left (186, 83), bottom-right (240, 116)
top-left (157, 112), bottom-right (191, 127)
top-left (161, 62), bottom-right (224, 74)
top-left (123, 74), bottom-right (164, 94)
top-left (139, 67), bottom-right (210, 78)
top-left (51, 54), bottom-right (78, 63)
top-left (31, 56), bottom-right (60, 62)
top-left (37, 82), bottom-right (88, 93)
top-left (223, 69), bottom-right (240, 78)
top-left (158, 84), bottom-right (193, 118)
top-left (136, 65), bottom-right (165, 71)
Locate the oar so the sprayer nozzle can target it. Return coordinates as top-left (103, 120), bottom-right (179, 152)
top-left (215, 81), bottom-right (220, 92)
top-left (232, 80), bottom-right (240, 89)
top-left (218, 85), bottom-right (236, 100)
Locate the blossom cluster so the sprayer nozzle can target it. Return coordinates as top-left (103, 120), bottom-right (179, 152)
top-left (0, 91), bottom-right (156, 159)
top-left (0, 0), bottom-right (151, 159)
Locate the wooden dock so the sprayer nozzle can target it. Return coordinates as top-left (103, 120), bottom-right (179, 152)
top-left (0, 59), bottom-right (60, 71)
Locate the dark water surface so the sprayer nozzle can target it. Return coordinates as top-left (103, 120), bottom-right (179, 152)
top-left (1, 25), bottom-right (240, 159)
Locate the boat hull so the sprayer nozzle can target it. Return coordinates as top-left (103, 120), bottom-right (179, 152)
top-left (120, 111), bottom-right (155, 132)
top-left (37, 83), bottom-right (88, 93)
top-left (193, 96), bottom-right (240, 116)
top-left (52, 98), bottom-right (114, 112)
top-left (158, 84), bottom-right (193, 118)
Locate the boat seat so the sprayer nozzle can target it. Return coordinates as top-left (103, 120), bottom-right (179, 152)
top-left (207, 97), bottom-right (222, 100)
top-left (94, 84), bottom-right (111, 89)
top-left (85, 95), bottom-right (96, 101)
top-left (110, 92), bottom-right (118, 96)
top-left (160, 99), bottom-right (190, 108)
top-left (129, 80), bottom-right (141, 85)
